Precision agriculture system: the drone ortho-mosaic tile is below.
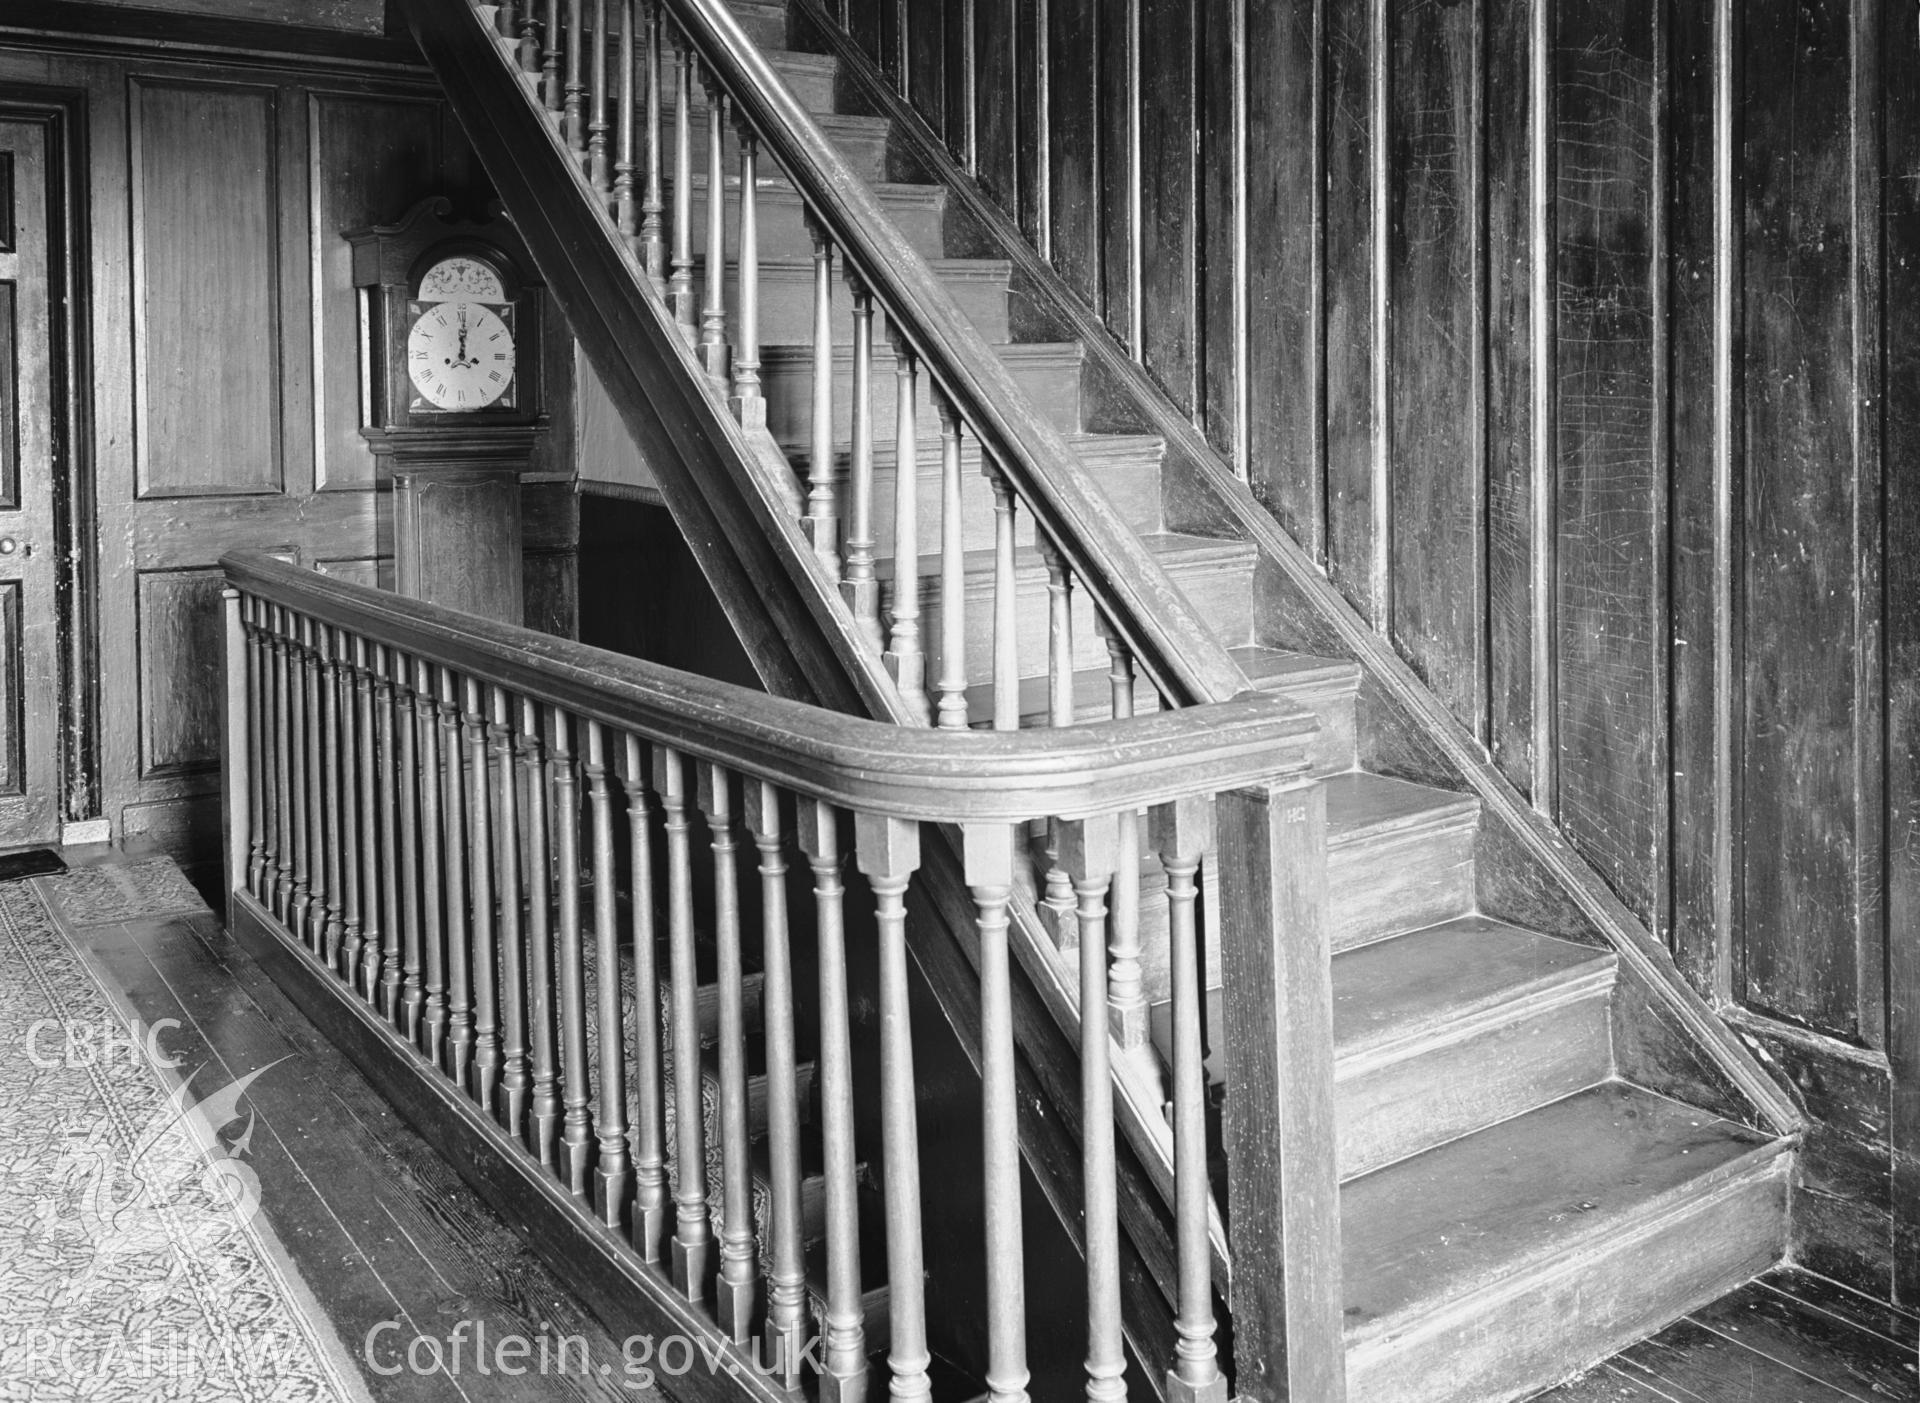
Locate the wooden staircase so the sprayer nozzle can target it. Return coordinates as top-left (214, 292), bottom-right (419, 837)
top-left (417, 1), bottom-right (1800, 1398)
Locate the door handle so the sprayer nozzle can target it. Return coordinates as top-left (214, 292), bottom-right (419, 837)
top-left (0, 539), bottom-right (31, 557)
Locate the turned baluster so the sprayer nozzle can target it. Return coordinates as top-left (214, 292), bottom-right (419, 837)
top-left (270, 608), bottom-right (293, 919)
top-left (580, 720), bottom-right (630, 1224)
top-left (440, 667), bottom-right (474, 1089)
top-left (353, 636), bottom-right (381, 1002)
top-left (517, 2), bottom-right (542, 74)
top-left (287, 614), bottom-right (313, 942)
top-left (639, 0), bottom-right (666, 291)
top-left (1060, 816), bottom-right (1126, 1403)
top-left (964, 823), bottom-right (1029, 1403)
top-left (565, 0), bottom-right (587, 162)
top-left (1153, 798), bottom-right (1227, 1403)
top-left (542, 0), bottom-right (563, 113)
top-left (374, 644), bottom-right (404, 1023)
top-left (731, 124), bottom-right (764, 428)
top-left (1039, 538), bottom-right (1077, 925)
top-left (493, 686), bottom-right (531, 1137)
top-left (856, 814), bottom-right (931, 1401)
top-left (588, 0), bottom-right (611, 194)
top-left (521, 696), bottom-right (561, 1165)
top-left (466, 677), bottom-right (501, 1109)
top-left (699, 77), bottom-right (730, 387)
top-left (798, 800), bottom-right (866, 1403)
top-left (700, 764), bottom-right (758, 1340)
top-left (395, 652), bottom-right (426, 1040)
top-left (248, 598), bottom-right (271, 901)
top-left (497, 0), bottom-right (518, 40)
top-left (330, 626), bottom-right (359, 979)
top-left (551, 709), bottom-right (593, 1198)
top-left (624, 734), bottom-right (668, 1260)
top-left (1098, 620), bottom-right (1149, 1047)
top-left (304, 617), bottom-right (329, 954)
top-left (986, 464), bottom-right (1020, 730)
top-left (668, 43), bottom-right (696, 328)
top-left (886, 329), bottom-right (928, 720)
top-left (800, 216), bottom-right (839, 572)
top-left (225, 589), bottom-right (254, 908)
top-left (842, 271), bottom-right (880, 637)
top-left (933, 389), bottom-right (970, 728)
top-left (655, 746), bottom-right (711, 1300)
top-left (416, 659), bottom-right (448, 1065)
top-left (746, 781), bottom-right (806, 1385)
top-left (614, 0), bottom-right (637, 236)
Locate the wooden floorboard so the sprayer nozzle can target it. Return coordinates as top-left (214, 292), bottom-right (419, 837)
top-left (1531, 1271), bottom-right (1919, 1402)
top-left (67, 907), bottom-right (653, 1403)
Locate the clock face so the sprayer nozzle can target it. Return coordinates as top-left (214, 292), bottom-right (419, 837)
top-left (407, 300), bottom-right (516, 412)
top-left (417, 255), bottom-right (507, 303)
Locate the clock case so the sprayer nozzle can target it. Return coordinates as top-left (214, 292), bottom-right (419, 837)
top-left (345, 197), bottom-right (546, 437)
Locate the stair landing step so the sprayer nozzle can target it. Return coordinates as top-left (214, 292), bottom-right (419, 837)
top-left (1344, 1081), bottom-right (1789, 1403)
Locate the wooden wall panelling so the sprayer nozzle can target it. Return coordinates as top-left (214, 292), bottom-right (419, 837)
top-left (135, 566), bottom-right (224, 778)
top-left (1881, 0), bottom-right (1920, 1311)
top-left (308, 89), bottom-right (445, 490)
top-left (130, 78), bottom-right (282, 498)
top-left (972, 0), bottom-right (1021, 239)
top-left (1322, 0), bottom-right (1383, 624)
top-left (82, 0), bottom-right (389, 36)
top-left (1385, 0), bottom-right (1484, 738)
top-left (1196, 0), bottom-right (1240, 475)
top-left (940, 0), bottom-right (972, 165)
top-left (1044, 0), bottom-right (1099, 308)
top-left (1737, 0), bottom-right (1867, 1041)
top-left (0, 580), bottom-right (23, 796)
top-left (1095, 0), bottom-right (1133, 344)
top-left (1242, 0), bottom-right (1323, 558)
top-left (1665, 0), bottom-right (1734, 1000)
top-left (1133, 0), bottom-right (1194, 417)
top-left (1548, 0), bottom-right (1662, 926)
top-left (1482, 0), bottom-right (1536, 798)
top-left (902, 0), bottom-right (944, 139)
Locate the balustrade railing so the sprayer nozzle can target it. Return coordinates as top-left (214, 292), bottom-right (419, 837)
top-left (221, 549), bottom-right (1341, 1401)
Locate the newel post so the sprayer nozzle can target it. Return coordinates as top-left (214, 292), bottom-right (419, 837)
top-left (1215, 777), bottom-right (1345, 1401)
top-left (221, 585), bottom-right (251, 923)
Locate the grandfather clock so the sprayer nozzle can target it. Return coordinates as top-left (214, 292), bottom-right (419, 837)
top-left (347, 198), bottom-right (547, 623)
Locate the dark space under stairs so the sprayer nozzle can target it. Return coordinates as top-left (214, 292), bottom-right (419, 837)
top-left (492, 3), bottom-right (1799, 1399)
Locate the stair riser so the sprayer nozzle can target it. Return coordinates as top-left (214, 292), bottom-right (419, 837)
top-left (720, 0), bottom-right (791, 46)
top-left (649, 120), bottom-right (889, 183)
top-left (653, 183), bottom-right (948, 261)
top-left (1122, 811), bottom-right (1476, 997)
top-left (1329, 823), bottom-right (1477, 950)
top-left (1346, 1163), bottom-right (1789, 1403)
top-left (655, 58), bottom-right (839, 115)
top-left (760, 352), bottom-right (1083, 446)
top-left (802, 448), bottom-right (1162, 558)
top-left (720, 265), bottom-right (1009, 346)
top-left (1334, 985), bottom-right (1613, 1180)
top-left (899, 557), bottom-right (1256, 690)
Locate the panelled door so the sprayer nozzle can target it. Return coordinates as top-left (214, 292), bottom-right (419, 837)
top-left (0, 117), bottom-right (66, 845)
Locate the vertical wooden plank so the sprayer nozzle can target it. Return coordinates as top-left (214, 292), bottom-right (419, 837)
top-left (1136, 0), bottom-right (1196, 416)
top-left (1668, 0), bottom-right (1742, 1003)
top-left (1884, 0), bottom-right (1920, 1309)
top-left (904, 0), bottom-right (945, 136)
top-left (1551, 0), bottom-right (1661, 922)
top-left (1097, 0), bottom-right (1136, 344)
top-left (1243, 0), bottom-right (1323, 554)
top-left (1047, 0), bottom-right (1101, 307)
top-left (1323, 0), bottom-right (1382, 620)
top-left (1386, 0), bottom-right (1484, 732)
top-left (942, 0), bottom-right (974, 164)
top-left (1198, 0), bottom-right (1242, 470)
top-left (1738, 0), bottom-right (1863, 1039)
top-left (1483, 0), bottom-right (1536, 795)
top-left (1027, 0), bottom-right (1049, 257)
top-left (975, 0), bottom-right (1020, 222)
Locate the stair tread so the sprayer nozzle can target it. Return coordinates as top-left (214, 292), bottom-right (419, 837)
top-left (695, 255), bottom-right (1011, 280)
top-left (1341, 1081), bottom-right (1785, 1346)
top-left (1325, 771), bottom-right (1479, 847)
top-left (762, 339), bottom-right (1085, 366)
top-left (1330, 916), bottom-right (1616, 1068)
top-left (1228, 644), bottom-right (1361, 695)
top-left (675, 173), bottom-right (946, 208)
